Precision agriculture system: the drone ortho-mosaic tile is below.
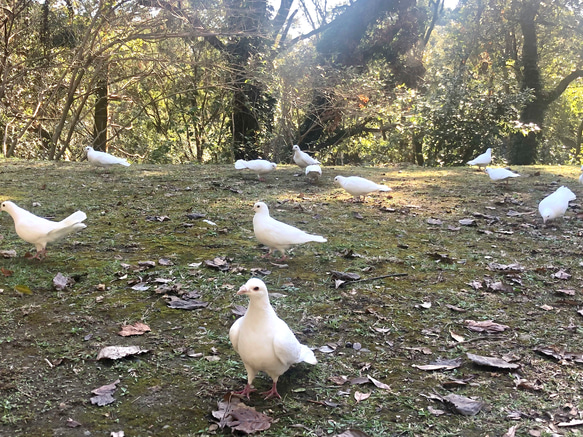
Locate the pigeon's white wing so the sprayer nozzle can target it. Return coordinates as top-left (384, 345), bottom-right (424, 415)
top-left (89, 149), bottom-right (129, 166)
top-left (300, 151), bottom-right (320, 166)
top-left (234, 160), bottom-right (248, 170)
top-left (272, 318), bottom-right (303, 366)
top-left (14, 213), bottom-right (61, 244)
top-left (229, 316), bottom-right (243, 353)
top-left (256, 216), bottom-right (326, 246)
top-left (343, 177), bottom-right (388, 194)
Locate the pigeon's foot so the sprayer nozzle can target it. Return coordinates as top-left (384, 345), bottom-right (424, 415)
top-left (32, 249), bottom-right (47, 260)
top-left (258, 177), bottom-right (266, 182)
top-left (261, 382), bottom-right (281, 400)
top-left (233, 384), bottom-right (256, 399)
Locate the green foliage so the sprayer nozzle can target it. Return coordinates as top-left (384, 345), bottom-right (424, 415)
top-left (418, 69), bottom-right (533, 166)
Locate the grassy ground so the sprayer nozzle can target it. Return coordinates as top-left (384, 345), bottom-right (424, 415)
top-left (0, 159), bottom-right (582, 437)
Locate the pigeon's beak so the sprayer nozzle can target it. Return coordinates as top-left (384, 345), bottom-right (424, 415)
top-left (237, 285), bottom-right (249, 295)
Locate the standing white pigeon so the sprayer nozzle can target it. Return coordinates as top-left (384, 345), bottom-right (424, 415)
top-left (467, 148), bottom-right (492, 169)
top-left (85, 146), bottom-right (130, 167)
top-left (252, 202), bottom-right (326, 260)
top-left (0, 201), bottom-right (87, 259)
top-left (305, 164), bottom-right (322, 183)
top-left (292, 145), bottom-right (320, 168)
top-left (229, 278), bottom-right (317, 399)
top-left (234, 159), bottom-right (277, 181)
top-left (485, 167), bottom-right (520, 184)
top-left (334, 175), bottom-right (392, 202)
top-left (538, 186), bottom-right (576, 223)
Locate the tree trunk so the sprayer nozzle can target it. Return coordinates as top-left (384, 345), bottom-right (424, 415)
top-left (509, 0), bottom-right (542, 165)
top-left (298, 0), bottom-right (419, 151)
top-left (93, 60), bottom-right (108, 151)
top-left (576, 117), bottom-right (583, 160)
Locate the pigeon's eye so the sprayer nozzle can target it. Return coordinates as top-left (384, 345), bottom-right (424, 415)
top-left (253, 286), bottom-right (259, 291)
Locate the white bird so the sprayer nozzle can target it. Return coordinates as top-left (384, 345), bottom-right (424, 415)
top-left (229, 278), bottom-right (317, 400)
top-left (0, 201), bottom-right (87, 259)
top-left (485, 167), bottom-right (520, 184)
top-left (334, 175), bottom-right (392, 202)
top-left (538, 186), bottom-right (576, 223)
top-left (253, 202), bottom-right (326, 260)
top-left (234, 159), bottom-right (277, 181)
top-left (579, 165), bottom-right (583, 185)
top-left (305, 164), bottom-right (322, 183)
top-left (467, 148), bottom-right (492, 169)
top-left (292, 145), bottom-right (320, 168)
top-left (85, 146), bottom-right (130, 167)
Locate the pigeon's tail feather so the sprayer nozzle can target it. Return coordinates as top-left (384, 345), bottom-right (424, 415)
top-left (299, 345), bottom-right (317, 364)
top-left (234, 160), bottom-right (248, 170)
top-left (557, 186), bottom-right (576, 201)
top-left (119, 160), bottom-right (130, 167)
top-left (60, 211), bottom-right (87, 227)
top-left (377, 185), bottom-right (392, 192)
top-left (309, 235), bottom-right (326, 243)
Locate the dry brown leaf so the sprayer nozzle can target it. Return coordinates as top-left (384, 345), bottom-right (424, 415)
top-left (465, 319), bottom-right (510, 333)
top-left (96, 346), bottom-right (149, 360)
top-left (213, 395), bottom-right (272, 433)
top-left (442, 393), bottom-right (484, 416)
top-left (118, 322), bottom-right (151, 337)
top-left (333, 431), bottom-right (371, 437)
top-left (66, 418), bottom-right (82, 428)
top-left (90, 379), bottom-right (120, 406)
top-left (328, 375), bottom-right (348, 385)
top-left (354, 391), bottom-right (370, 402)
top-left (53, 273), bottom-right (69, 291)
top-left (450, 330), bottom-right (465, 342)
top-left (552, 269), bottom-right (572, 280)
top-left (557, 420), bottom-right (583, 427)
top-left (367, 375), bottom-right (391, 390)
top-left (0, 249), bottom-right (17, 258)
top-left (467, 353), bottom-right (520, 369)
top-left (502, 425), bottom-right (518, 437)
top-left (412, 357), bottom-right (463, 371)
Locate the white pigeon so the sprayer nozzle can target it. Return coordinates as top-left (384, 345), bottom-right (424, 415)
top-left (85, 146), bottom-right (130, 167)
top-left (252, 202), bottom-right (326, 260)
top-left (292, 145), bottom-right (320, 168)
top-left (234, 159), bottom-right (277, 181)
top-left (467, 148), bottom-right (492, 169)
top-left (334, 175), bottom-right (392, 201)
top-left (538, 186), bottom-right (576, 223)
top-left (229, 278), bottom-right (317, 400)
top-left (0, 201), bottom-right (87, 259)
top-left (485, 167), bottom-right (520, 183)
top-left (305, 164), bottom-right (322, 183)
top-left (579, 165), bottom-right (583, 185)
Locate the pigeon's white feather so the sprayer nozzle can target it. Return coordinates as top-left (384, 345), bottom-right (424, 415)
top-left (305, 164), bottom-right (322, 183)
top-left (229, 278), bottom-right (317, 399)
top-left (579, 165), bottom-right (583, 185)
top-left (467, 148), bottom-right (492, 168)
top-left (85, 146), bottom-right (130, 167)
top-left (485, 167), bottom-right (520, 181)
top-left (292, 145), bottom-right (320, 168)
top-left (0, 201), bottom-right (86, 257)
top-left (334, 175), bottom-right (391, 201)
top-left (234, 159), bottom-right (277, 179)
top-left (253, 202), bottom-right (326, 258)
top-left (538, 186), bottom-right (576, 223)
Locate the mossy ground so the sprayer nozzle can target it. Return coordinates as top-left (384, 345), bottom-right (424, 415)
top-left (0, 159), bottom-right (582, 436)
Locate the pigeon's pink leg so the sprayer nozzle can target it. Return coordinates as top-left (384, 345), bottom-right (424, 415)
top-left (233, 384), bottom-right (256, 399)
top-left (32, 249), bottom-right (47, 260)
top-left (261, 381), bottom-right (281, 400)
